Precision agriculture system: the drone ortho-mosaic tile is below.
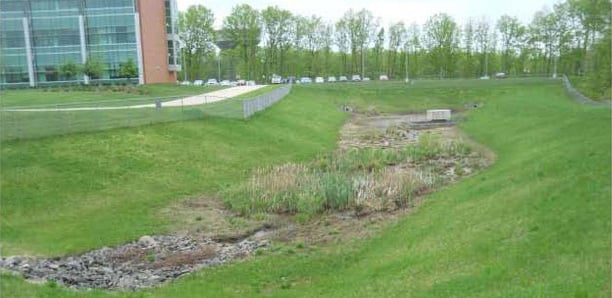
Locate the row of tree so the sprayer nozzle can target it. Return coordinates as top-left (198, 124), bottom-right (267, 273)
top-left (179, 0), bottom-right (610, 97)
top-left (56, 58), bottom-right (138, 81)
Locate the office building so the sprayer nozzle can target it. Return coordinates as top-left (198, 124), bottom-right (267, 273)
top-left (0, 0), bottom-right (181, 87)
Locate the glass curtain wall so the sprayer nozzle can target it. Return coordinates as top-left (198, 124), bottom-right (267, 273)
top-left (85, 0), bottom-right (137, 81)
top-left (165, 0), bottom-right (180, 70)
top-left (0, 0), bottom-right (139, 87)
top-left (1, 1), bottom-right (30, 86)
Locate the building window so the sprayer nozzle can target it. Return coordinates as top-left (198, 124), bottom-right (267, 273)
top-left (2, 67), bottom-right (29, 83)
top-left (167, 40), bottom-right (175, 65)
top-left (44, 66), bottom-right (59, 82)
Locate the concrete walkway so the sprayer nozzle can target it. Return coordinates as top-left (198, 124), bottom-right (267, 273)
top-left (3, 85), bottom-right (267, 112)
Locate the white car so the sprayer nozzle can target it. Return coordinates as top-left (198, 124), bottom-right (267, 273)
top-left (271, 75), bottom-right (282, 84)
top-left (479, 75), bottom-right (490, 80)
top-left (230, 81), bottom-right (238, 87)
top-left (246, 80), bottom-right (256, 86)
top-left (220, 80), bottom-right (230, 86)
top-left (327, 76), bottom-right (337, 82)
top-left (351, 75), bottom-right (361, 81)
top-left (315, 77), bottom-right (324, 83)
top-left (300, 77), bottom-right (312, 84)
top-left (339, 76), bottom-right (348, 82)
top-left (379, 75), bottom-right (389, 81)
top-left (193, 80), bottom-right (203, 86)
top-left (363, 77), bottom-right (370, 81)
top-left (180, 81), bottom-right (191, 86)
top-left (237, 80), bottom-right (246, 86)
top-left (206, 79), bottom-right (218, 86)
top-left (495, 72), bottom-right (507, 79)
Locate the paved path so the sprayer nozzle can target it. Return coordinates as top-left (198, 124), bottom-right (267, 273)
top-left (3, 85), bottom-right (267, 112)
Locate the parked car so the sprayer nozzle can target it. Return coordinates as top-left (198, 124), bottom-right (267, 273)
top-left (339, 76), bottom-right (348, 82)
top-left (315, 77), bottom-right (324, 83)
top-left (379, 75), bottom-right (389, 81)
top-left (220, 80), bottom-right (231, 86)
top-left (300, 77), bottom-right (312, 84)
top-left (327, 76), bottom-right (337, 82)
top-left (495, 72), bottom-right (507, 79)
top-left (180, 81), bottom-right (191, 86)
top-left (246, 80), bottom-right (256, 86)
top-left (271, 75), bottom-right (282, 84)
top-left (237, 80), bottom-right (246, 86)
top-left (479, 75), bottom-right (490, 80)
top-left (193, 80), bottom-right (203, 86)
top-left (363, 77), bottom-right (370, 81)
top-left (230, 81), bottom-right (238, 87)
top-left (351, 74), bottom-right (361, 81)
top-left (206, 78), bottom-right (218, 86)
top-left (285, 76), bottom-right (297, 84)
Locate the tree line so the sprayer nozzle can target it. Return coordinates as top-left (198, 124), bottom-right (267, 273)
top-left (179, 0), bottom-right (610, 98)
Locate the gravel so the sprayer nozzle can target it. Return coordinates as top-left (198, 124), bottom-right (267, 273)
top-left (0, 234), bottom-right (268, 290)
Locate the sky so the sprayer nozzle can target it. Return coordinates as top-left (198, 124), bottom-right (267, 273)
top-left (177, 0), bottom-right (560, 29)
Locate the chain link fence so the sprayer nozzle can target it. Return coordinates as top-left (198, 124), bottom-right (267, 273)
top-left (561, 75), bottom-right (610, 107)
top-left (243, 85), bottom-right (291, 118)
top-left (1, 85), bottom-right (292, 141)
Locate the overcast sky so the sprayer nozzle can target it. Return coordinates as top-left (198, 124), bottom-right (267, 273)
top-left (177, 0), bottom-right (560, 29)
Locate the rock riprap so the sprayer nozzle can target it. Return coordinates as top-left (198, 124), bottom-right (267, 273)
top-left (0, 234), bottom-right (268, 290)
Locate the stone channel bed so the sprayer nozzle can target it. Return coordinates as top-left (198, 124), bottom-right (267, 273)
top-left (0, 234), bottom-right (268, 290)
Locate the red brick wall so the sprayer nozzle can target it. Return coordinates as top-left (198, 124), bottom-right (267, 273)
top-left (137, 0), bottom-right (177, 84)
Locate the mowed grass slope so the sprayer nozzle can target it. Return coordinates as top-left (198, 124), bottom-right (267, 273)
top-left (1, 79), bottom-right (610, 297)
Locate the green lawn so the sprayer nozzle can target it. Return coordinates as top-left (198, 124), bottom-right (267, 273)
top-left (1, 79), bottom-right (609, 297)
top-left (0, 85), bottom-right (283, 141)
top-left (0, 84), bottom-right (224, 108)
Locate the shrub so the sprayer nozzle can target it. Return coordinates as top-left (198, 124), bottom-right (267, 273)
top-left (223, 137), bottom-right (480, 217)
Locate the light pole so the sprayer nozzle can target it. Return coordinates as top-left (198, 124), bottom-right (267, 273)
top-left (552, 52), bottom-right (558, 78)
top-left (404, 43), bottom-right (409, 82)
top-left (484, 45), bottom-right (488, 78)
top-left (361, 45), bottom-right (365, 79)
top-left (217, 53), bottom-right (221, 82)
top-left (215, 46), bottom-right (221, 82)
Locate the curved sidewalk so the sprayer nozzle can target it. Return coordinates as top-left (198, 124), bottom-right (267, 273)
top-left (3, 85), bottom-right (266, 112)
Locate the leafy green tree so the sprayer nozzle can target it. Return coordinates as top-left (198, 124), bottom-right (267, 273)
top-left (59, 60), bottom-right (80, 80)
top-left (118, 58), bottom-right (138, 80)
top-left (223, 4), bottom-right (261, 80)
top-left (261, 6), bottom-right (293, 77)
top-left (497, 15), bottom-right (526, 73)
top-left (461, 19), bottom-right (476, 77)
top-left (406, 23), bottom-right (421, 78)
top-left (373, 27), bottom-right (385, 75)
top-left (178, 5), bottom-right (215, 81)
top-left (339, 9), bottom-right (377, 76)
top-left (474, 17), bottom-right (492, 76)
top-left (386, 22), bottom-right (405, 77)
top-left (335, 19), bottom-right (350, 75)
top-left (423, 13), bottom-right (460, 78)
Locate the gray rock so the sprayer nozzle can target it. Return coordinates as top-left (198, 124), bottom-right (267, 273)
top-left (138, 235), bottom-right (157, 248)
top-left (0, 233), bottom-right (268, 291)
